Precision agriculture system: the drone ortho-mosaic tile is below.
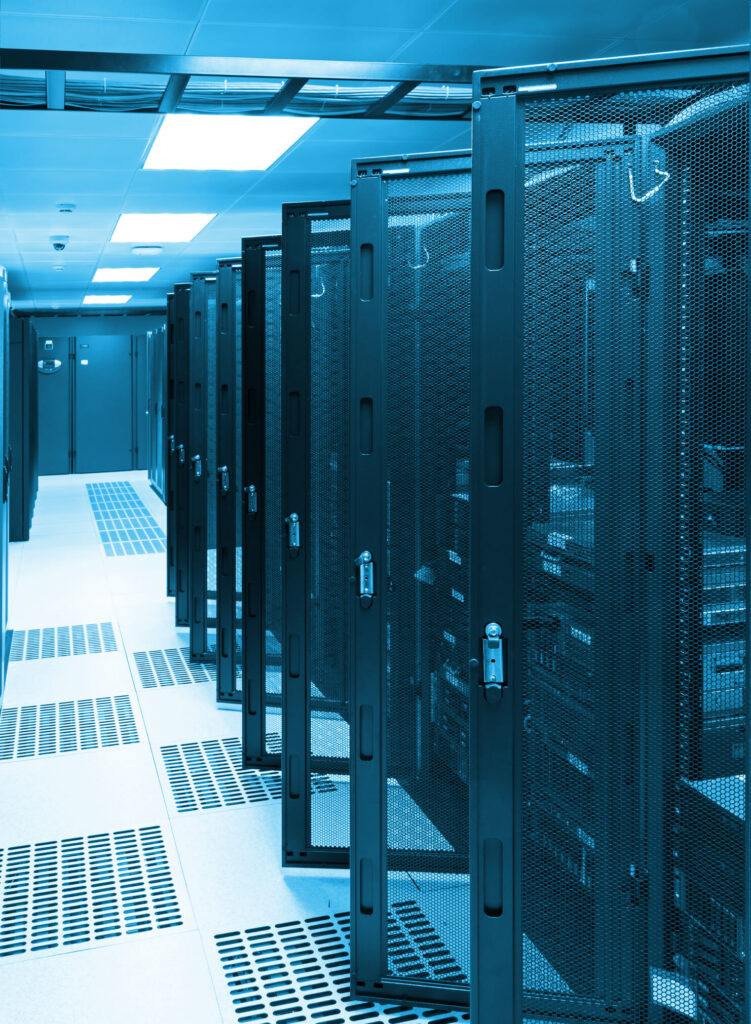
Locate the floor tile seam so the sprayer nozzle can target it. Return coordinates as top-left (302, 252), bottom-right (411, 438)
top-left (110, 615), bottom-right (208, 940)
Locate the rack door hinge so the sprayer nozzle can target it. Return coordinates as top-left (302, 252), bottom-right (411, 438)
top-left (217, 465), bottom-right (230, 494)
top-left (177, 443), bottom-right (185, 464)
top-left (191, 454), bottom-right (202, 480)
top-left (168, 434), bottom-right (175, 453)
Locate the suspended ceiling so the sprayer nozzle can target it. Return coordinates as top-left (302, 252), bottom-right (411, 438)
top-left (0, 0), bottom-right (746, 311)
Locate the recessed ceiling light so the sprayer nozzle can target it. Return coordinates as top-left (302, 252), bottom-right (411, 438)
top-left (93, 267), bottom-right (159, 283)
top-left (111, 213), bottom-right (216, 244)
top-left (53, 265), bottom-right (65, 272)
top-left (132, 245), bottom-right (163, 256)
top-left (83, 294), bottom-right (132, 305)
top-left (143, 114), bottom-right (318, 171)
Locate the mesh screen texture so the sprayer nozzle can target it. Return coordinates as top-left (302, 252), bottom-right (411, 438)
top-left (264, 249), bottom-right (283, 752)
top-left (307, 217), bottom-right (351, 850)
top-left (233, 264), bottom-right (243, 686)
top-left (205, 279), bottom-right (218, 651)
top-left (519, 81), bottom-right (748, 1021)
top-left (383, 172), bottom-right (471, 985)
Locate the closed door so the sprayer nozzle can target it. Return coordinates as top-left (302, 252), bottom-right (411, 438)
top-left (74, 335), bottom-right (132, 473)
top-left (37, 336), bottom-right (72, 476)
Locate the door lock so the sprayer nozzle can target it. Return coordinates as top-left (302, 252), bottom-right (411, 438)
top-left (177, 443), bottom-right (185, 465)
top-left (168, 434), bottom-right (175, 453)
top-left (217, 465), bottom-right (230, 494)
top-left (355, 550), bottom-right (374, 609)
top-left (481, 622), bottom-right (505, 704)
top-left (191, 454), bottom-right (202, 480)
top-left (244, 484), bottom-right (258, 518)
top-left (285, 513), bottom-right (300, 551)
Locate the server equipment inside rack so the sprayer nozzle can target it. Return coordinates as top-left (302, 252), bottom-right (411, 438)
top-left (281, 201), bottom-right (352, 866)
top-left (146, 325), bottom-right (167, 504)
top-left (165, 293), bottom-right (177, 599)
top-left (187, 271), bottom-right (218, 661)
top-left (172, 283), bottom-right (191, 628)
top-left (0, 269), bottom-right (9, 691)
top-left (471, 49), bottom-right (750, 1024)
top-left (241, 235), bottom-right (284, 767)
top-left (350, 151), bottom-right (472, 1009)
top-left (8, 315), bottom-right (39, 543)
top-left (214, 256), bottom-right (243, 704)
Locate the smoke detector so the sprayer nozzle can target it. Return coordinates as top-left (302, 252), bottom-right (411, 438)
top-left (57, 202), bottom-right (77, 214)
top-left (132, 245), bottom-right (163, 256)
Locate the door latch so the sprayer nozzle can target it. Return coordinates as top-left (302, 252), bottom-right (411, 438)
top-left (191, 454), bottom-right (202, 480)
top-left (168, 434), bottom-right (175, 453)
top-left (244, 484), bottom-right (257, 518)
top-left (355, 550), bottom-right (374, 609)
top-left (285, 513), bottom-right (300, 551)
top-left (217, 465), bottom-right (230, 494)
top-left (177, 443), bottom-right (185, 464)
top-left (481, 622), bottom-right (505, 704)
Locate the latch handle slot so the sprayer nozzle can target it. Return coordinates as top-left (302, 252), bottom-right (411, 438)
top-left (217, 465), bottom-right (230, 494)
top-left (285, 513), bottom-right (300, 552)
top-left (482, 622), bottom-right (505, 704)
top-left (355, 550), bottom-right (375, 609)
top-left (177, 443), bottom-right (185, 465)
top-left (244, 484), bottom-right (258, 518)
top-left (191, 454), bottom-right (202, 480)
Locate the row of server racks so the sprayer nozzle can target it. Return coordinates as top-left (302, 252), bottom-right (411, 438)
top-left (161, 46), bottom-right (751, 1024)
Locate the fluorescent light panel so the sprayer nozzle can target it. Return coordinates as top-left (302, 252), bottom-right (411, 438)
top-left (110, 213), bottom-right (216, 244)
top-left (143, 114), bottom-right (319, 171)
top-left (83, 294), bottom-right (131, 305)
top-left (93, 267), bottom-right (159, 283)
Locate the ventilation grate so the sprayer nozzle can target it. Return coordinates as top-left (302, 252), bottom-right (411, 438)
top-left (86, 480), bottom-right (166, 556)
top-left (0, 696), bottom-right (139, 759)
top-left (265, 731), bottom-right (282, 756)
top-left (9, 622), bottom-right (117, 661)
top-left (0, 825), bottom-right (182, 959)
top-left (215, 910), bottom-right (470, 1024)
top-left (132, 647), bottom-right (215, 689)
top-left (160, 737), bottom-right (282, 812)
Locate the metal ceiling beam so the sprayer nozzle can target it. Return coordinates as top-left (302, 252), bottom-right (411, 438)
top-left (363, 80), bottom-right (418, 117)
top-left (264, 76), bottom-right (308, 114)
top-left (0, 47), bottom-right (475, 84)
top-left (45, 69), bottom-right (65, 110)
top-left (158, 73), bottom-right (190, 113)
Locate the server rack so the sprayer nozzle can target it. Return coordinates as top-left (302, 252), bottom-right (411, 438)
top-left (147, 325), bottom-right (166, 503)
top-left (349, 152), bottom-right (472, 1009)
top-left (188, 272), bottom-right (218, 661)
top-left (470, 47), bottom-right (750, 1024)
top-left (215, 256), bottom-right (243, 704)
top-left (173, 284), bottom-right (191, 627)
top-left (9, 315), bottom-right (38, 542)
top-left (166, 293), bottom-right (177, 598)
top-left (241, 235), bottom-right (283, 767)
top-left (281, 201), bottom-right (351, 867)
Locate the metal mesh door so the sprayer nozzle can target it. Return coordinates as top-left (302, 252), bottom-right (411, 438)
top-left (232, 262), bottom-right (243, 693)
top-left (306, 216), bottom-right (351, 853)
top-left (383, 171), bottom-right (472, 990)
top-left (173, 283), bottom-right (191, 628)
top-left (188, 273), bottom-right (217, 661)
top-left (472, 54), bottom-right (750, 1024)
top-left (264, 249), bottom-right (283, 753)
top-left (205, 279), bottom-right (218, 653)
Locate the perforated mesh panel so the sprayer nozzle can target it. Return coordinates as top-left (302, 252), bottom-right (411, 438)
top-left (233, 264), bottom-right (244, 684)
top-left (264, 249), bottom-right (283, 752)
top-left (307, 216), bottom-right (351, 850)
top-left (383, 172), bottom-right (471, 985)
top-left (518, 80), bottom-right (748, 1022)
top-left (206, 278), bottom-right (218, 619)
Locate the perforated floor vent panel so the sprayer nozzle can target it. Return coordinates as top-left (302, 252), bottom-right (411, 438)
top-left (160, 737), bottom-right (282, 812)
top-left (0, 825), bottom-right (182, 959)
top-left (215, 910), bottom-right (470, 1024)
top-left (86, 480), bottom-right (166, 556)
top-left (0, 696), bottom-right (139, 759)
top-left (9, 622), bottom-right (117, 661)
top-left (132, 647), bottom-right (215, 688)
